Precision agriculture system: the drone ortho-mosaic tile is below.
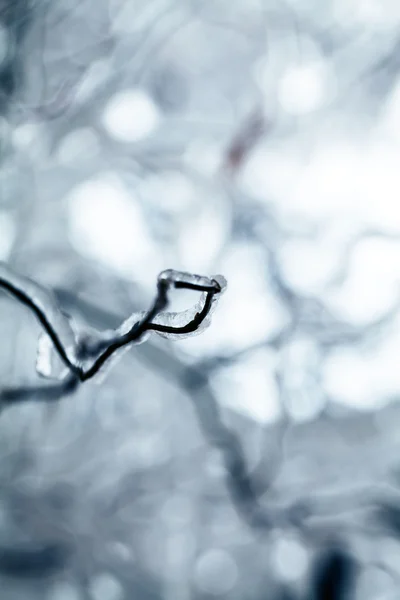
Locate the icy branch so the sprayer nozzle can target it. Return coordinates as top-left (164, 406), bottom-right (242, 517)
top-left (0, 263), bottom-right (226, 384)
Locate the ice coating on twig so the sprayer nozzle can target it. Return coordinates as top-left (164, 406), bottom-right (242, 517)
top-left (36, 333), bottom-right (70, 380)
top-left (0, 262), bottom-right (78, 376)
top-left (158, 269), bottom-right (223, 293)
top-left (36, 319), bottom-right (95, 381)
top-left (0, 264), bottom-right (226, 383)
top-left (114, 274), bottom-right (226, 342)
top-left (150, 275), bottom-right (226, 340)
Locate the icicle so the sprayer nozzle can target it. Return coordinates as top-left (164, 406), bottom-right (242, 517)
top-left (0, 263), bottom-right (78, 379)
top-left (36, 333), bottom-right (69, 380)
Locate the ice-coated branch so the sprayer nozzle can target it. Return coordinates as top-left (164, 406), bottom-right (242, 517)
top-left (0, 263), bottom-right (226, 384)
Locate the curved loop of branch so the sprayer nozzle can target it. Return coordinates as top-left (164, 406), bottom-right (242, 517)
top-left (0, 263), bottom-right (226, 384)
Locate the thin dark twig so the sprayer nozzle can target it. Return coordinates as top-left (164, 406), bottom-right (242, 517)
top-left (0, 265), bottom-right (225, 386)
top-left (150, 290), bottom-right (214, 335)
top-left (0, 270), bottom-right (81, 378)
